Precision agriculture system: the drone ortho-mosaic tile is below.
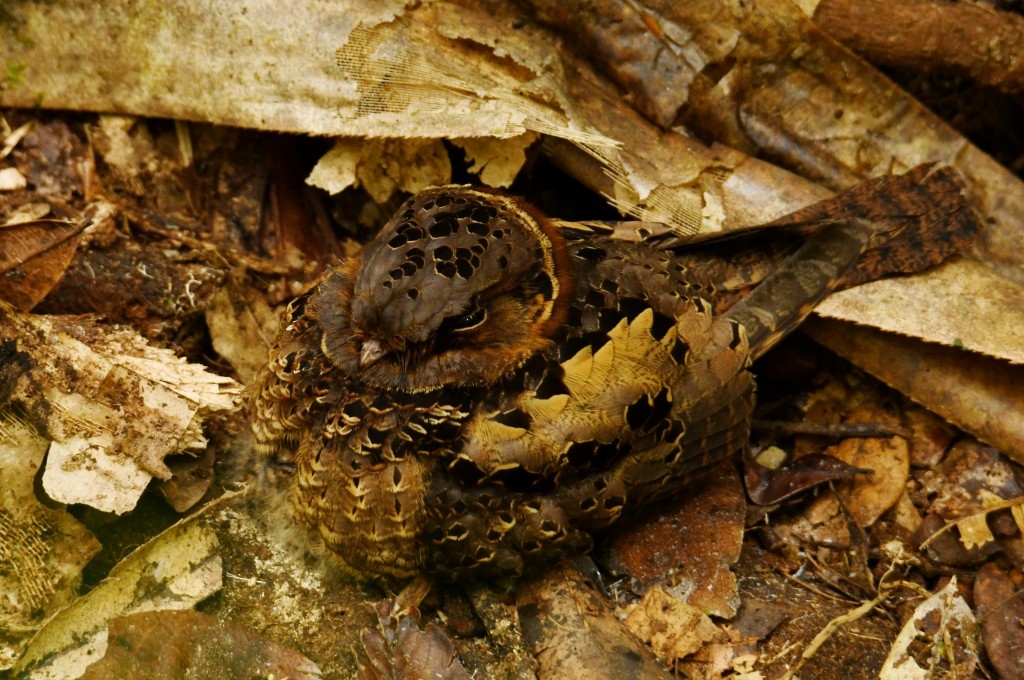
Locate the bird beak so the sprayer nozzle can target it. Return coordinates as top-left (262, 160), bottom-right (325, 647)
top-left (360, 338), bottom-right (386, 367)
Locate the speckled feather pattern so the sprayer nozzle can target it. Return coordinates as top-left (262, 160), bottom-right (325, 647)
top-left (249, 172), bottom-right (978, 581)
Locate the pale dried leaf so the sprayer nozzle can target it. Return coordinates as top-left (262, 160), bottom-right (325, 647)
top-left (0, 302), bottom-right (241, 514)
top-left (3, 202), bottom-right (51, 225)
top-left (955, 490), bottom-right (1021, 551)
top-left (306, 141), bottom-right (359, 195)
top-left (452, 133), bottom-right (538, 187)
top-left (1, 121), bottom-right (32, 160)
top-left (955, 513), bottom-right (994, 551)
top-left (623, 586), bottom-right (722, 664)
top-left (0, 1), bottom-right (409, 136)
top-left (204, 281), bottom-right (279, 385)
top-left (0, 411), bottom-right (101, 671)
top-left (308, 138), bottom-right (452, 202)
top-left (0, 167), bottom-right (27, 190)
top-left (12, 514), bottom-right (223, 678)
top-left (818, 258), bottom-right (1024, 364)
top-left (879, 579), bottom-right (978, 679)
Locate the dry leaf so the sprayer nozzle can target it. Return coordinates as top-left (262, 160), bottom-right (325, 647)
top-left (0, 218), bottom-right (85, 310)
top-left (622, 587), bottom-right (723, 665)
top-left (4, 201), bottom-right (52, 224)
top-left (1, 121), bottom-right (32, 160)
top-left (0, 302), bottom-right (241, 514)
top-left (308, 138), bottom-right (453, 202)
top-left (879, 579), bottom-right (978, 678)
top-left (0, 410), bottom-right (101, 670)
top-left (0, 167), bottom-right (27, 190)
top-left (12, 515), bottom-right (223, 678)
top-left (818, 257), bottom-right (1024, 365)
top-left (606, 463), bottom-right (745, 617)
top-left (80, 610), bottom-right (321, 680)
top-left (974, 562), bottom-right (1024, 680)
top-left (773, 398), bottom-right (909, 552)
top-left (805, 318), bottom-right (1024, 462)
top-left (358, 601), bottom-right (470, 680)
top-left (518, 563), bottom-right (673, 679)
top-left (158, 447), bottom-right (217, 514)
top-left (204, 280), bottom-right (280, 385)
top-left (451, 133), bottom-right (538, 188)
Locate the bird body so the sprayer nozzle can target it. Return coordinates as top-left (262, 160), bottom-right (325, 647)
top-left (250, 170), bottom-right (977, 580)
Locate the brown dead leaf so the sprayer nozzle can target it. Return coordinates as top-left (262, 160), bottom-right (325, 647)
top-left (812, 0), bottom-right (1024, 94)
top-left (975, 562), bottom-right (1024, 680)
top-left (806, 318), bottom-right (1024, 463)
top-left (358, 600), bottom-right (470, 680)
top-left (606, 463), bottom-right (745, 618)
top-left (518, 563), bottom-right (673, 679)
top-left (157, 447), bottom-right (217, 514)
top-left (824, 404), bottom-right (910, 529)
top-left (773, 399), bottom-right (909, 558)
top-left (0, 218), bottom-right (85, 310)
top-left (903, 402), bottom-right (957, 468)
top-left (80, 610), bottom-right (321, 680)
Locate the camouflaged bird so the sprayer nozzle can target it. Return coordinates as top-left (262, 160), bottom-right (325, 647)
top-left (249, 165), bottom-right (978, 581)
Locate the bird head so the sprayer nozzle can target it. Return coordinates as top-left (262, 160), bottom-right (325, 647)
top-left (314, 186), bottom-right (573, 392)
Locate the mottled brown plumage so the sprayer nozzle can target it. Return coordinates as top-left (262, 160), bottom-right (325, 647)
top-left (249, 167), bottom-right (977, 581)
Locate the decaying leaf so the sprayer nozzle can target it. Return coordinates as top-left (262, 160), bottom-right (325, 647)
top-left (879, 579), bottom-right (978, 679)
top-left (518, 563), bottom-right (673, 679)
top-left (0, 217), bottom-right (86, 310)
top-left (771, 396), bottom-right (909, 557)
top-left (0, 410), bottom-right (101, 671)
top-left (12, 513), bottom-right (223, 678)
top-left (0, 167), bottom-right (27, 190)
top-left (451, 133), bottom-right (538, 188)
top-left (817, 257), bottom-right (1024, 365)
top-left (622, 586), bottom-right (723, 667)
top-left (204, 279), bottom-right (280, 385)
top-left (606, 463), bottom-right (745, 618)
top-left (358, 600), bottom-right (470, 680)
top-left (974, 562), bottom-right (1024, 680)
top-left (307, 138), bottom-right (453, 202)
top-left (157, 446), bottom-right (218, 514)
top-left (806, 318), bottom-right (1024, 464)
top-left (0, 301), bottom-right (241, 514)
top-left (80, 609), bottom-right (321, 680)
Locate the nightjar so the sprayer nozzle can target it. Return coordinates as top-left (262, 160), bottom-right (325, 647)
top-left (249, 166), bottom-right (977, 581)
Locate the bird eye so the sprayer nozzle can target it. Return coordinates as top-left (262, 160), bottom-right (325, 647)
top-left (451, 308), bottom-right (487, 332)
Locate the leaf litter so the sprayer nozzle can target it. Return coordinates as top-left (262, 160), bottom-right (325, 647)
top-left (1, 1), bottom-right (1023, 678)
